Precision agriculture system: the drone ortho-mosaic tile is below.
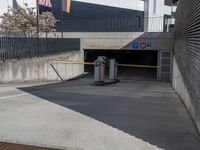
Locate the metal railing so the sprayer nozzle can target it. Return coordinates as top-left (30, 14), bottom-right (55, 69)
top-left (56, 16), bottom-right (175, 32)
top-left (0, 37), bottom-right (80, 61)
top-left (144, 16), bottom-right (175, 32)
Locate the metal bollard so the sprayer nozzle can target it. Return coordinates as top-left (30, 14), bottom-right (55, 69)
top-left (109, 59), bottom-right (118, 80)
top-left (94, 58), bottom-right (105, 83)
top-left (98, 56), bottom-right (107, 66)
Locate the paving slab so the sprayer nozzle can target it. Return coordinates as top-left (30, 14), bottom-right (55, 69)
top-left (0, 141), bottom-right (63, 150)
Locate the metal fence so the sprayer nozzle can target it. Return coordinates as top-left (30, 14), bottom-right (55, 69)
top-left (0, 37), bottom-right (80, 61)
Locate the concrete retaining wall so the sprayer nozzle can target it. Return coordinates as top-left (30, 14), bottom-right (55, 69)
top-left (172, 58), bottom-right (200, 133)
top-left (0, 51), bottom-right (84, 83)
top-left (45, 32), bottom-right (174, 51)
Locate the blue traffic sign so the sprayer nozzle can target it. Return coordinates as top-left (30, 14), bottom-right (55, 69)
top-left (132, 43), bottom-right (139, 49)
top-left (147, 43), bottom-right (152, 48)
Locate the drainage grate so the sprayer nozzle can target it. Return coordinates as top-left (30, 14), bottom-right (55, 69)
top-left (0, 142), bottom-right (64, 150)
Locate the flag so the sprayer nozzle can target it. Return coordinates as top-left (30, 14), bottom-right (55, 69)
top-left (62, 0), bottom-right (71, 13)
top-left (38, 0), bottom-right (52, 8)
top-left (38, 0), bottom-right (52, 14)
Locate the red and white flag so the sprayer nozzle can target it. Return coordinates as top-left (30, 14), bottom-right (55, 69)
top-left (38, 0), bottom-right (52, 8)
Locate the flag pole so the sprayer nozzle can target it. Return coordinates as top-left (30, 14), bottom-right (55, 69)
top-left (36, 0), bottom-right (39, 57)
top-left (61, 10), bottom-right (64, 38)
top-left (36, 0), bottom-right (39, 37)
top-left (61, 0), bottom-right (64, 39)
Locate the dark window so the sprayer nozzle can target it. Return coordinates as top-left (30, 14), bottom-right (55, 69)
top-left (171, 12), bottom-right (176, 18)
top-left (165, 0), bottom-right (172, 6)
top-left (136, 16), bottom-right (141, 29)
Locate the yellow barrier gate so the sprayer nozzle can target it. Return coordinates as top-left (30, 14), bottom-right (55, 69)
top-left (52, 61), bottom-right (158, 69)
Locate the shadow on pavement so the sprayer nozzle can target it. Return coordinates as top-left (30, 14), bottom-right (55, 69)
top-left (18, 78), bottom-right (200, 150)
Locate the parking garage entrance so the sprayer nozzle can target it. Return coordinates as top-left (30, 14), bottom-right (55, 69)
top-left (84, 49), bottom-right (172, 81)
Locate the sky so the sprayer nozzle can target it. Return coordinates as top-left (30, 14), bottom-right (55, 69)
top-left (0, 0), bottom-right (35, 17)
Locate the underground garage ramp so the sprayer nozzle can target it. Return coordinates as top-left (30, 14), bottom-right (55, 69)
top-left (84, 49), bottom-right (172, 81)
top-left (84, 49), bottom-right (171, 81)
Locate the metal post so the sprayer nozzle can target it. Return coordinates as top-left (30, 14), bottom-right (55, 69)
top-left (45, 16), bottom-right (48, 38)
top-left (36, 0), bottom-right (40, 57)
top-left (61, 0), bottom-right (65, 39)
top-left (61, 11), bottom-right (64, 38)
top-left (109, 59), bottom-right (118, 80)
top-left (36, 0), bottom-right (39, 37)
top-left (94, 56), bottom-right (106, 83)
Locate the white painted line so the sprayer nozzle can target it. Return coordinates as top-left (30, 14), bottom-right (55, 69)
top-left (60, 90), bottom-right (142, 98)
top-left (0, 93), bottom-right (28, 100)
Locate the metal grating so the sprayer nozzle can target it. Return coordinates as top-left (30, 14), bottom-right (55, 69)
top-left (0, 37), bottom-right (80, 61)
top-left (157, 51), bottom-right (172, 81)
top-left (174, 0), bottom-right (200, 118)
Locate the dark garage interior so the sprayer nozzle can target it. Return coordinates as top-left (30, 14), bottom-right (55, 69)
top-left (84, 49), bottom-right (158, 80)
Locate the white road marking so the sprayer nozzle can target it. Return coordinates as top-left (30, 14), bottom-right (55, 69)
top-left (0, 93), bottom-right (28, 100)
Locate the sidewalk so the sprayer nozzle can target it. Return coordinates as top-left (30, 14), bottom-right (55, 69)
top-left (0, 142), bottom-right (62, 150)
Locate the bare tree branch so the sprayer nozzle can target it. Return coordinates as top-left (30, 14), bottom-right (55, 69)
top-left (0, 5), bottom-right (58, 38)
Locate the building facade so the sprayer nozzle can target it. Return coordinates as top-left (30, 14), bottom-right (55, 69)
top-left (0, 0), bottom-right (176, 32)
top-left (52, 0), bottom-right (144, 32)
top-left (172, 0), bottom-right (200, 133)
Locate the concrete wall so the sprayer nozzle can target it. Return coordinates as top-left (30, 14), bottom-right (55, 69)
top-left (172, 0), bottom-right (200, 134)
top-left (45, 32), bottom-right (174, 51)
top-left (0, 51), bottom-right (84, 83)
top-left (144, 0), bottom-right (172, 17)
top-left (172, 58), bottom-right (200, 132)
top-left (144, 0), bottom-right (176, 32)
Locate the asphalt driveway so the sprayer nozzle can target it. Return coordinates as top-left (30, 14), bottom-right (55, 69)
top-left (0, 78), bottom-right (199, 150)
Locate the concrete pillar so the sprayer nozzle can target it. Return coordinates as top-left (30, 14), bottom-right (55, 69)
top-left (144, 0), bottom-right (167, 32)
top-left (144, 0), bottom-right (150, 32)
top-left (109, 59), bottom-right (118, 80)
